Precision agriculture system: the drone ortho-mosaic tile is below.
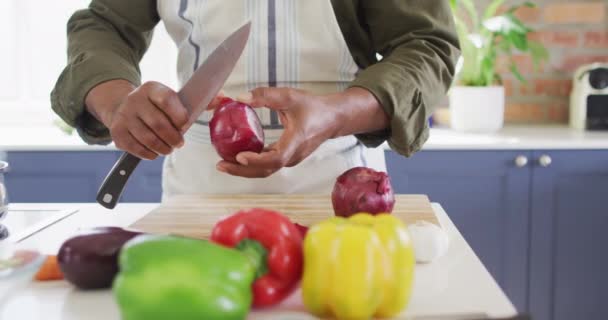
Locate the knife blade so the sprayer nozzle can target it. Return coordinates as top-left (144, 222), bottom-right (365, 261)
top-left (96, 22), bottom-right (251, 209)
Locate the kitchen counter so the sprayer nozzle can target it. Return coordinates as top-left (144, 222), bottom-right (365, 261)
top-left (3, 124), bottom-right (608, 152)
top-left (0, 203), bottom-right (516, 320)
top-left (423, 125), bottom-right (608, 150)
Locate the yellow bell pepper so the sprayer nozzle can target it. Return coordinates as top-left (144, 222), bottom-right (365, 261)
top-left (302, 213), bottom-right (415, 320)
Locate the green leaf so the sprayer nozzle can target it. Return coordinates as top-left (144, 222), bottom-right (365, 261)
top-left (484, 0), bottom-right (506, 20)
top-left (495, 38), bottom-right (511, 52)
top-left (460, 0), bottom-right (479, 28)
top-left (508, 13), bottom-right (532, 33)
top-left (449, 0), bottom-right (457, 10)
top-left (507, 1), bottom-right (535, 14)
top-left (456, 33), bottom-right (480, 84)
top-left (529, 41), bottom-right (549, 59)
top-left (509, 32), bottom-right (529, 51)
top-left (453, 14), bottom-right (470, 37)
top-left (477, 36), bottom-right (497, 82)
top-left (510, 63), bottom-right (526, 83)
top-left (529, 41), bottom-right (549, 71)
top-left (523, 1), bottom-right (535, 8)
top-left (481, 55), bottom-right (496, 85)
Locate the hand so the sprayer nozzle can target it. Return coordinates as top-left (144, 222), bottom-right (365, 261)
top-left (87, 80), bottom-right (195, 160)
top-left (215, 87), bottom-right (389, 178)
top-left (86, 80), bottom-right (187, 159)
top-left (216, 87), bottom-right (336, 178)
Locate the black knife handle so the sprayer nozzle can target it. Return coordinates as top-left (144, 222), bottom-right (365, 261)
top-left (96, 152), bottom-right (141, 209)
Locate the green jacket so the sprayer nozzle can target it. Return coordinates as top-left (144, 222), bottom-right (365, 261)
top-left (51, 0), bottom-right (460, 157)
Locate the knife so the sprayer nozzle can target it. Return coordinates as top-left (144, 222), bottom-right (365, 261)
top-left (96, 22), bottom-right (251, 209)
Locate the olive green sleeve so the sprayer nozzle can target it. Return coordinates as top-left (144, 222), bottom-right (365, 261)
top-left (50, 0), bottom-right (159, 145)
top-left (350, 0), bottom-right (460, 156)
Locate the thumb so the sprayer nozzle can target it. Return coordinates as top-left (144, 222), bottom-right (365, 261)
top-left (236, 87), bottom-right (288, 110)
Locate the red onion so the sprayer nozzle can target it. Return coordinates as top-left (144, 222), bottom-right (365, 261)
top-left (331, 167), bottom-right (395, 217)
top-left (210, 97), bottom-right (264, 163)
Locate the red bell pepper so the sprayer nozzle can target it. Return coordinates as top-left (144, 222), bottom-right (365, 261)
top-left (210, 208), bottom-right (303, 307)
top-left (294, 223), bottom-right (309, 238)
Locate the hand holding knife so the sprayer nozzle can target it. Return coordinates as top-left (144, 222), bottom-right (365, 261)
top-left (96, 22), bottom-right (251, 209)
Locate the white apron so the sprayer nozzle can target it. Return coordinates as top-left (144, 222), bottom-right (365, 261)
top-left (157, 0), bottom-right (386, 198)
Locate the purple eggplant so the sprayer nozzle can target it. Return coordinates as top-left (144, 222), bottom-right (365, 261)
top-left (57, 227), bottom-right (142, 289)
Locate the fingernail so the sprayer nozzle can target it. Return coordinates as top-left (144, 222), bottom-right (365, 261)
top-left (236, 92), bottom-right (253, 103)
top-left (178, 140), bottom-right (185, 148)
top-left (216, 164), bottom-right (227, 173)
top-left (236, 154), bottom-right (248, 165)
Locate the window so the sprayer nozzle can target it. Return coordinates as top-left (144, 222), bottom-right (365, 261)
top-left (0, 1), bottom-right (178, 127)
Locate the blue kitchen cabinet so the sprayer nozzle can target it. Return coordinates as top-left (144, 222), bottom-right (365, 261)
top-left (4, 152), bottom-right (117, 203)
top-left (3, 151), bottom-right (164, 203)
top-left (118, 155), bottom-right (164, 202)
top-left (388, 150), bottom-right (608, 319)
top-left (386, 150), bottom-right (532, 312)
top-left (528, 151), bottom-right (608, 320)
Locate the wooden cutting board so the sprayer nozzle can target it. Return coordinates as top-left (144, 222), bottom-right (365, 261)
top-left (131, 194), bottom-right (438, 239)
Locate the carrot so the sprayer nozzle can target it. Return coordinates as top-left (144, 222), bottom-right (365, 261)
top-left (35, 255), bottom-right (64, 281)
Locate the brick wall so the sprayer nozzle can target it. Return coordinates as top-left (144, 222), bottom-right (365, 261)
top-left (442, 0), bottom-right (608, 124)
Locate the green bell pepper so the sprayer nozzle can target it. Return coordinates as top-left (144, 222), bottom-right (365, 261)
top-left (112, 234), bottom-right (265, 320)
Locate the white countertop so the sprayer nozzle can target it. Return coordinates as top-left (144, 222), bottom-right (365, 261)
top-left (1, 203), bottom-right (516, 320)
top-left (423, 125), bottom-right (608, 150)
top-left (2, 124), bottom-right (608, 152)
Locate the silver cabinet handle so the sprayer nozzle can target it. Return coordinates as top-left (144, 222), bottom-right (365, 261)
top-left (514, 155), bottom-right (528, 168)
top-left (539, 154), bottom-right (552, 167)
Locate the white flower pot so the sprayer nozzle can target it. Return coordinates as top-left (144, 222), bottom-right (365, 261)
top-left (449, 86), bottom-right (505, 133)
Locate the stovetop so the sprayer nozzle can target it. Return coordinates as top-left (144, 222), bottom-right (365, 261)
top-left (0, 207), bottom-right (79, 242)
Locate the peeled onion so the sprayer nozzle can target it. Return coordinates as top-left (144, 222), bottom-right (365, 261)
top-left (331, 167), bottom-right (395, 217)
top-left (209, 97), bottom-right (264, 163)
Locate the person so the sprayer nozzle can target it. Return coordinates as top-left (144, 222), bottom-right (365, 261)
top-left (51, 0), bottom-right (460, 198)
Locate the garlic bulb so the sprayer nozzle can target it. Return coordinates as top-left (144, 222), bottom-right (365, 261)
top-left (408, 220), bottom-right (449, 263)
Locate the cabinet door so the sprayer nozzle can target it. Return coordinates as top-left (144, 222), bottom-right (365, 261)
top-left (386, 150), bottom-right (532, 311)
top-left (5, 152), bottom-right (117, 203)
top-left (529, 150), bottom-right (608, 320)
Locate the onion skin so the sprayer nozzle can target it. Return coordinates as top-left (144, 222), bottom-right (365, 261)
top-left (331, 167), bottom-right (395, 217)
top-left (210, 97), bottom-right (265, 163)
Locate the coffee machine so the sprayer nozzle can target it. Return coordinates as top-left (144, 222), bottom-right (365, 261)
top-left (570, 63), bottom-right (608, 130)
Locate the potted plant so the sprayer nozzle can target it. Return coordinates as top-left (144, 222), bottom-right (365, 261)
top-left (448, 0), bottom-right (548, 132)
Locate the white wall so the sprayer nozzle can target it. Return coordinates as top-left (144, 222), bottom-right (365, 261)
top-left (0, 0), bottom-right (178, 127)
